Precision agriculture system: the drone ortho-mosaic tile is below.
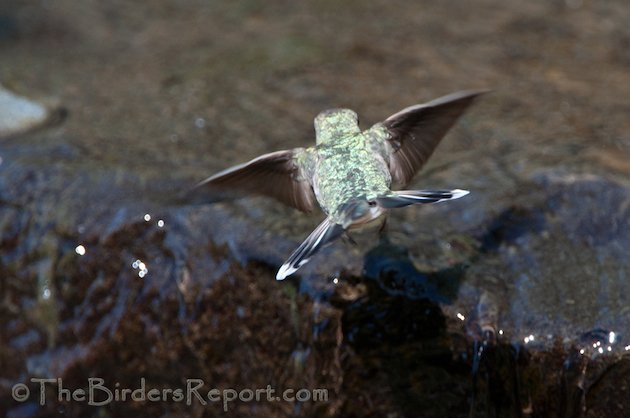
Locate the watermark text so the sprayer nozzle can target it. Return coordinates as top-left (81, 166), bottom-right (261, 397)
top-left (11, 378), bottom-right (328, 411)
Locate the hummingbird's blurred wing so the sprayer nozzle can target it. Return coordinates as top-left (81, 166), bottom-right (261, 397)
top-left (276, 217), bottom-right (344, 280)
top-left (382, 90), bottom-right (486, 187)
top-left (193, 149), bottom-right (317, 213)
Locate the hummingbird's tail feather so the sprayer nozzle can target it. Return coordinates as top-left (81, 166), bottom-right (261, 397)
top-left (276, 217), bottom-right (344, 281)
top-left (376, 189), bottom-right (469, 208)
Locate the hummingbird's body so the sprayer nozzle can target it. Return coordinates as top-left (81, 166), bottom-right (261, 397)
top-left (194, 90), bottom-right (486, 280)
top-left (309, 121), bottom-right (391, 224)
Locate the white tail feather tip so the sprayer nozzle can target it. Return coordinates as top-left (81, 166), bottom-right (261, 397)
top-left (451, 189), bottom-right (470, 200)
top-left (276, 264), bottom-right (297, 281)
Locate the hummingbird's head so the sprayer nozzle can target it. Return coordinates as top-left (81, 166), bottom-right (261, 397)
top-left (338, 198), bottom-right (384, 229)
top-left (314, 108), bottom-right (360, 144)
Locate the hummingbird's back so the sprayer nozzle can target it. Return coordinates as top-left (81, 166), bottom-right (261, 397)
top-left (313, 131), bottom-right (391, 221)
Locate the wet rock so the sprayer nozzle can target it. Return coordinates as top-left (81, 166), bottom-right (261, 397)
top-left (1, 208), bottom-right (343, 417)
top-left (460, 172), bottom-right (630, 350)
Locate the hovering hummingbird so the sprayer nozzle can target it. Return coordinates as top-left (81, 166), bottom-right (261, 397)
top-left (194, 90), bottom-right (485, 280)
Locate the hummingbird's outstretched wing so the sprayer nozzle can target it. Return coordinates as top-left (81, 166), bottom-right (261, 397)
top-left (276, 217), bottom-right (344, 280)
top-left (376, 189), bottom-right (469, 208)
top-left (382, 90), bottom-right (486, 187)
top-left (193, 149), bottom-right (317, 213)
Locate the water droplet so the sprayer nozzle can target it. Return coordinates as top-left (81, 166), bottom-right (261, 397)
top-left (157, 219), bottom-right (164, 228)
top-left (132, 258), bottom-right (148, 277)
top-left (75, 245), bottom-right (86, 255)
top-left (144, 214), bottom-right (151, 222)
top-left (456, 313), bottom-right (465, 321)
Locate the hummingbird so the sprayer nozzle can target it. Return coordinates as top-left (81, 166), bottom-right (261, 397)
top-left (194, 90), bottom-right (485, 280)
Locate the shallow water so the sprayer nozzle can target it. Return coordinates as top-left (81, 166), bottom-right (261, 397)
top-left (1, 1), bottom-right (629, 417)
